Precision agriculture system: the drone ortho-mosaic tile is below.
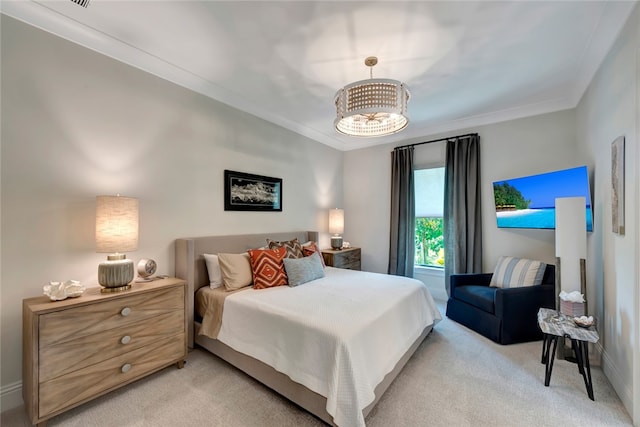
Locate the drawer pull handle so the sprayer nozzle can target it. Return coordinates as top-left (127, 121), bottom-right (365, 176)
top-left (121, 363), bottom-right (132, 373)
top-left (120, 307), bottom-right (131, 317)
top-left (120, 335), bottom-right (131, 345)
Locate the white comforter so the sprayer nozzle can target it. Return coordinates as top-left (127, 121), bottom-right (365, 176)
top-left (217, 267), bottom-right (441, 427)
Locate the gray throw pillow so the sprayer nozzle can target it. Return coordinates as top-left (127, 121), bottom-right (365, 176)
top-left (283, 252), bottom-right (325, 287)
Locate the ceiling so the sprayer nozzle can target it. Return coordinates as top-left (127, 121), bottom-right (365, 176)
top-left (2, 1), bottom-right (636, 151)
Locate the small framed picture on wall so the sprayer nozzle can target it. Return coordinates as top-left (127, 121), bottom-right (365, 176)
top-left (611, 136), bottom-right (625, 235)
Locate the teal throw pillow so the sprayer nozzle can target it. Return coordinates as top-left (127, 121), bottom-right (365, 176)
top-left (283, 252), bottom-right (325, 287)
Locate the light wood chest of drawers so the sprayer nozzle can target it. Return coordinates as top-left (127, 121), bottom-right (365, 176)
top-left (22, 278), bottom-right (187, 426)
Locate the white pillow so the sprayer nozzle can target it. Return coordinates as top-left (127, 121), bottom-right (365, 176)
top-left (490, 256), bottom-right (546, 288)
top-left (203, 254), bottom-right (223, 289)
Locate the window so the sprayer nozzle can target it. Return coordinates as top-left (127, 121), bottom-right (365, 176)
top-left (414, 167), bottom-right (445, 268)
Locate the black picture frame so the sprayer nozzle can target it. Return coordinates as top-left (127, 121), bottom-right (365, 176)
top-left (224, 170), bottom-right (282, 212)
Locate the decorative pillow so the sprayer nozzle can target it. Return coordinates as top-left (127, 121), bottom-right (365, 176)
top-left (218, 252), bottom-right (253, 291)
top-left (283, 251), bottom-right (325, 287)
top-left (489, 256), bottom-right (547, 288)
top-left (203, 254), bottom-right (223, 288)
top-left (302, 241), bottom-right (325, 267)
top-left (267, 238), bottom-right (303, 259)
top-left (248, 246), bottom-right (288, 289)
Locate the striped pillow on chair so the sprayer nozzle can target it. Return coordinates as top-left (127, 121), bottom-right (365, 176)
top-left (489, 256), bottom-right (547, 288)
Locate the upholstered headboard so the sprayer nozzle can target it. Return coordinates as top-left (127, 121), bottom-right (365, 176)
top-left (175, 231), bottom-right (318, 347)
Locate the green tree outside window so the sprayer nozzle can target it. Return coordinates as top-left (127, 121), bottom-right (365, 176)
top-left (415, 217), bottom-right (444, 267)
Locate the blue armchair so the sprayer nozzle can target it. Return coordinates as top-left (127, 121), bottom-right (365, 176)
top-left (445, 264), bottom-right (555, 344)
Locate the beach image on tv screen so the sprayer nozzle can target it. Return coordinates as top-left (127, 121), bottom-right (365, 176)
top-left (492, 165), bottom-right (593, 231)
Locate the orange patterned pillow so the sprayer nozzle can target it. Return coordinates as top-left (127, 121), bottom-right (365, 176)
top-left (302, 241), bottom-right (325, 267)
top-left (248, 246), bottom-right (288, 289)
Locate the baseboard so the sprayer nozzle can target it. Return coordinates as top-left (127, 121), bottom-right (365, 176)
top-left (590, 340), bottom-right (603, 366)
top-left (0, 381), bottom-right (23, 413)
top-left (599, 342), bottom-right (633, 418)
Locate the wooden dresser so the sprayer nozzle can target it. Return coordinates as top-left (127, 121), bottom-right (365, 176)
top-left (322, 247), bottom-right (361, 270)
top-left (23, 277), bottom-right (187, 426)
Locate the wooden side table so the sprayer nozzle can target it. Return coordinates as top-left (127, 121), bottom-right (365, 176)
top-left (537, 307), bottom-right (599, 400)
top-left (322, 247), bottom-right (361, 270)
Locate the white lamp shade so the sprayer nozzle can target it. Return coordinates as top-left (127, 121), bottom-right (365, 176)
top-left (334, 79), bottom-right (410, 137)
top-left (329, 208), bottom-right (344, 235)
top-left (555, 197), bottom-right (586, 293)
top-left (96, 195), bottom-right (139, 253)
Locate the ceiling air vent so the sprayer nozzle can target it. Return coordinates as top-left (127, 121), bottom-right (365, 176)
top-left (70, 0), bottom-right (90, 7)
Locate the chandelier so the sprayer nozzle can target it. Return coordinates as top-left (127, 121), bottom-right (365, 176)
top-left (334, 57), bottom-right (410, 137)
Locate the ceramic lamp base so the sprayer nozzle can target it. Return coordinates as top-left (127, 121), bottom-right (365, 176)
top-left (331, 236), bottom-right (343, 250)
top-left (98, 256), bottom-right (134, 292)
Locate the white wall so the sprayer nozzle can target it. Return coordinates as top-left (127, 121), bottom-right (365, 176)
top-left (575, 4), bottom-right (639, 422)
top-left (636, 43), bottom-right (640, 427)
top-left (0, 16), bottom-right (343, 410)
top-left (413, 268), bottom-right (448, 302)
top-left (344, 109), bottom-right (581, 277)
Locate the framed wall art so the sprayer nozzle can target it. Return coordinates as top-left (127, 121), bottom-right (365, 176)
top-left (611, 136), bottom-right (625, 235)
top-left (224, 170), bottom-right (282, 212)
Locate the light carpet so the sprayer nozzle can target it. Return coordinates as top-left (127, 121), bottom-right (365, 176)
top-left (2, 303), bottom-right (632, 426)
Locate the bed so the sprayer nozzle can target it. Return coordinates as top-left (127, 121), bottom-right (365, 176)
top-left (175, 231), bottom-right (441, 427)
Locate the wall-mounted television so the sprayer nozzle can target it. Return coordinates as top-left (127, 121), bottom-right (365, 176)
top-left (492, 165), bottom-right (593, 231)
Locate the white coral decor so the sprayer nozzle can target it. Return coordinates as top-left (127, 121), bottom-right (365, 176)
top-left (43, 280), bottom-right (85, 301)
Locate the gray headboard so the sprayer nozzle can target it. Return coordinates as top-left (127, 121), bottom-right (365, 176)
top-left (175, 231), bottom-right (318, 347)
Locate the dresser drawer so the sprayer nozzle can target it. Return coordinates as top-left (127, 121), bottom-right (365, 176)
top-left (339, 259), bottom-right (361, 270)
top-left (324, 248), bottom-right (361, 270)
top-left (338, 248), bottom-right (360, 267)
top-left (40, 310), bottom-right (185, 383)
top-left (39, 333), bottom-right (185, 418)
top-left (39, 286), bottom-right (184, 348)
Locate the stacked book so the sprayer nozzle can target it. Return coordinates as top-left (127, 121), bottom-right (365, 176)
top-left (561, 300), bottom-right (585, 317)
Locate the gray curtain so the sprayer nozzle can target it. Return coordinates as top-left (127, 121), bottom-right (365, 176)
top-left (443, 135), bottom-right (483, 295)
top-left (388, 146), bottom-right (415, 277)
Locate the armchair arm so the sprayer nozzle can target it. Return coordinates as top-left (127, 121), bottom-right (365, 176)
top-left (450, 273), bottom-right (493, 299)
top-left (494, 284), bottom-right (555, 319)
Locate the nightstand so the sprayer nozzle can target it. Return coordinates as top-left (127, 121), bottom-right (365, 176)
top-left (23, 277), bottom-right (187, 426)
top-left (322, 247), bottom-right (361, 270)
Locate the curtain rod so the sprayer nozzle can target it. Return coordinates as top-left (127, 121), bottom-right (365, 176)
top-left (393, 133), bottom-right (478, 150)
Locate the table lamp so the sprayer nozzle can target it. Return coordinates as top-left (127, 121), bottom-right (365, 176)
top-left (329, 208), bottom-right (344, 250)
top-left (96, 195), bottom-right (139, 292)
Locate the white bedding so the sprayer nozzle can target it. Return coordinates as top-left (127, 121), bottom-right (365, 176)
top-left (216, 267), bottom-right (441, 427)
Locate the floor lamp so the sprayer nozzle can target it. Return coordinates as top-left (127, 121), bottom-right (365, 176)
top-left (555, 196), bottom-right (587, 358)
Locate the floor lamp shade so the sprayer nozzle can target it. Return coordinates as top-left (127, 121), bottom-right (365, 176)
top-left (96, 195), bottom-right (139, 291)
top-left (329, 208), bottom-right (344, 250)
top-left (555, 197), bottom-right (587, 295)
